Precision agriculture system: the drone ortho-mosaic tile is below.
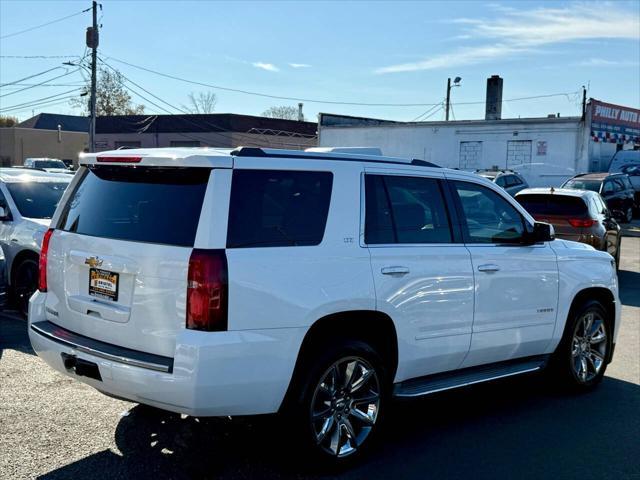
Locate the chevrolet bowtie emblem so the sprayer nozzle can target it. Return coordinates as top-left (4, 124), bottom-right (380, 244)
top-left (84, 256), bottom-right (103, 268)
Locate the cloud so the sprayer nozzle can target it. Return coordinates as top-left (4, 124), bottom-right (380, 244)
top-left (252, 62), bottom-right (279, 72)
top-left (377, 3), bottom-right (640, 73)
top-left (289, 63), bottom-right (312, 68)
top-left (572, 58), bottom-right (640, 67)
top-left (376, 44), bottom-right (527, 73)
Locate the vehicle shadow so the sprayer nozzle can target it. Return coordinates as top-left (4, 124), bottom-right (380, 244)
top-left (38, 374), bottom-right (640, 480)
top-left (0, 310), bottom-right (34, 361)
top-left (618, 269), bottom-right (640, 307)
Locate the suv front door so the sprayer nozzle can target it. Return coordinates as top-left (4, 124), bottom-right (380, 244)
top-left (448, 178), bottom-right (559, 368)
top-left (364, 171), bottom-right (474, 381)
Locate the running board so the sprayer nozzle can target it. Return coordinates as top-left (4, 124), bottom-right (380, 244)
top-left (393, 355), bottom-right (549, 398)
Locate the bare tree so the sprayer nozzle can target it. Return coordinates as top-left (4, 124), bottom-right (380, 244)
top-left (183, 92), bottom-right (217, 114)
top-left (70, 66), bottom-right (145, 116)
top-left (261, 105), bottom-right (303, 121)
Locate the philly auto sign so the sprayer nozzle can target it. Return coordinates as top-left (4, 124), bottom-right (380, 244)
top-left (590, 99), bottom-right (640, 144)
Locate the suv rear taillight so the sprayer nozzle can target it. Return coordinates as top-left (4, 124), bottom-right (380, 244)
top-left (38, 228), bottom-right (54, 292)
top-left (186, 249), bottom-right (228, 331)
top-left (568, 218), bottom-right (595, 228)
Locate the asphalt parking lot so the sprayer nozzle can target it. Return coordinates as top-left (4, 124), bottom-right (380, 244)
top-left (1, 228), bottom-right (639, 480)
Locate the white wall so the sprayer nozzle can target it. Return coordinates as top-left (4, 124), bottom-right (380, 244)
top-left (319, 118), bottom-right (590, 174)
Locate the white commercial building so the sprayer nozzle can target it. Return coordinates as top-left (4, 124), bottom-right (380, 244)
top-left (318, 78), bottom-right (639, 186)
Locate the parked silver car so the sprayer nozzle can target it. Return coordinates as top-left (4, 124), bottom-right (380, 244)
top-left (23, 158), bottom-right (73, 175)
top-left (476, 169), bottom-right (529, 196)
top-left (0, 168), bottom-right (71, 314)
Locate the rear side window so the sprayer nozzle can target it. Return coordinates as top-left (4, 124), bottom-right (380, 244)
top-left (365, 174), bottom-right (452, 244)
top-left (6, 182), bottom-right (69, 219)
top-left (227, 170), bottom-right (333, 248)
top-left (58, 166), bottom-right (210, 247)
top-left (516, 194), bottom-right (588, 216)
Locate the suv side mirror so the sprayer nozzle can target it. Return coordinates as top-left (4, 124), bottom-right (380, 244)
top-left (525, 222), bottom-right (554, 244)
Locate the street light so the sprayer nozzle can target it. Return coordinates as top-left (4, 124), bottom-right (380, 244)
top-left (446, 76), bottom-right (462, 121)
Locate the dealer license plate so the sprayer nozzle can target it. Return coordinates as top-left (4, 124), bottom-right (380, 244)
top-left (89, 268), bottom-right (119, 301)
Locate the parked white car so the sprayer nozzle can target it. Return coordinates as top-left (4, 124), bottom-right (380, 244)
top-left (23, 158), bottom-right (73, 175)
top-left (29, 147), bottom-right (620, 464)
top-left (0, 169), bottom-right (71, 314)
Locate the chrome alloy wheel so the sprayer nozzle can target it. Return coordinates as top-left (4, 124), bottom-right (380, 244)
top-left (310, 357), bottom-right (381, 458)
top-left (571, 311), bottom-right (608, 383)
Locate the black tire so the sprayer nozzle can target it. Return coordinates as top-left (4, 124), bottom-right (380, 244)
top-left (12, 258), bottom-right (39, 317)
top-left (548, 300), bottom-right (611, 391)
top-left (285, 338), bottom-right (390, 468)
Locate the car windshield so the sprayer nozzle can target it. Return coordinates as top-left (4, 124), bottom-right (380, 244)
top-left (563, 179), bottom-right (601, 192)
top-left (33, 160), bottom-right (66, 169)
top-left (516, 194), bottom-right (588, 216)
top-left (6, 182), bottom-right (69, 219)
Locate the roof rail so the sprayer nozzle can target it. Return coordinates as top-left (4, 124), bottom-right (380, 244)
top-left (230, 146), bottom-right (441, 168)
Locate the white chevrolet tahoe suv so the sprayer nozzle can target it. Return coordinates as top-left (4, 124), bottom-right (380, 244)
top-left (29, 147), bottom-right (620, 464)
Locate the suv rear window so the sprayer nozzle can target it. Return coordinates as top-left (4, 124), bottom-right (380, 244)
top-left (58, 166), bottom-right (210, 247)
top-left (516, 194), bottom-right (588, 216)
top-left (227, 170), bottom-right (333, 248)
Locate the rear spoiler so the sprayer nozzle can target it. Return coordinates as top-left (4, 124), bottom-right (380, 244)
top-left (80, 151), bottom-right (233, 168)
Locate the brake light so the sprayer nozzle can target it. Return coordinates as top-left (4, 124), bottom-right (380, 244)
top-left (96, 156), bottom-right (142, 163)
top-left (568, 218), bottom-right (595, 228)
top-left (186, 249), bottom-right (228, 331)
top-left (38, 228), bottom-right (54, 292)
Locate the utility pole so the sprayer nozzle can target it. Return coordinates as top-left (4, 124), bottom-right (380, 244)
top-left (86, 1), bottom-right (99, 152)
top-left (581, 85), bottom-right (587, 122)
top-left (445, 77), bottom-right (451, 121)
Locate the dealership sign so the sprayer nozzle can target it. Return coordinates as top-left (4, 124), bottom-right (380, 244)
top-left (590, 99), bottom-right (640, 144)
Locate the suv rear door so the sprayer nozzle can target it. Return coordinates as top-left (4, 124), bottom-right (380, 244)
top-left (45, 165), bottom-right (214, 357)
top-left (363, 168), bottom-right (474, 381)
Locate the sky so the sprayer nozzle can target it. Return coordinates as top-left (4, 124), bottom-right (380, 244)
top-left (0, 0), bottom-right (639, 123)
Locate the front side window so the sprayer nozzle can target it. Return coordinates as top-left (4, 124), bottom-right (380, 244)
top-left (453, 181), bottom-right (525, 244)
top-left (6, 182), bottom-right (69, 219)
top-left (59, 166), bottom-right (210, 246)
top-left (227, 170), bottom-right (333, 248)
top-left (365, 174), bottom-right (452, 244)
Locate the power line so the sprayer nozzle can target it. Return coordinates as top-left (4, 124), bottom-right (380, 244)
top-left (0, 55), bottom-right (83, 59)
top-left (0, 69), bottom-right (82, 98)
top-left (0, 88), bottom-right (83, 111)
top-left (0, 91), bottom-right (83, 113)
top-left (99, 57), bottom-right (316, 147)
top-left (104, 55), bottom-right (443, 107)
top-left (411, 101), bottom-right (444, 121)
top-left (1, 8), bottom-right (91, 40)
top-left (0, 66), bottom-right (66, 87)
top-left (105, 54), bottom-right (582, 109)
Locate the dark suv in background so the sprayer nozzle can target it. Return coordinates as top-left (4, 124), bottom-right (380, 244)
top-left (516, 188), bottom-right (621, 267)
top-left (562, 173), bottom-right (635, 223)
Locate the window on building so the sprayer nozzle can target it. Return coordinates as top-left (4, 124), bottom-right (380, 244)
top-left (115, 141), bottom-right (141, 150)
top-left (365, 175), bottom-right (452, 244)
top-left (170, 140), bottom-right (200, 147)
top-left (227, 170), bottom-right (333, 248)
top-left (506, 140), bottom-right (532, 168)
top-left (459, 141), bottom-right (483, 169)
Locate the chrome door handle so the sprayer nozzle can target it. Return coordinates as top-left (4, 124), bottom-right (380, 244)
top-left (381, 266), bottom-right (410, 275)
top-left (477, 264), bottom-right (500, 272)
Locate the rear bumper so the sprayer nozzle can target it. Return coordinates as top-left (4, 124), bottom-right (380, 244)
top-left (28, 291), bottom-right (306, 417)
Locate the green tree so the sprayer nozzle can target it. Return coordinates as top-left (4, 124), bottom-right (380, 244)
top-left (70, 66), bottom-right (145, 116)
